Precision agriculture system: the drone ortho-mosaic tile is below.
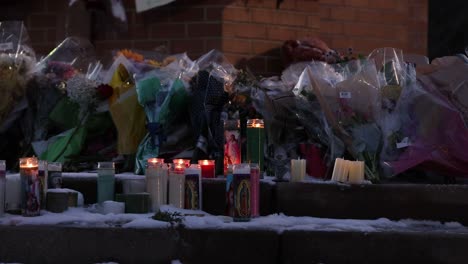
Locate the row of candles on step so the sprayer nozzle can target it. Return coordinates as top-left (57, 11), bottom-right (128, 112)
top-left (0, 158), bottom-right (63, 217)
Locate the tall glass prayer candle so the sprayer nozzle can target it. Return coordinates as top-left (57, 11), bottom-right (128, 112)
top-left (224, 119), bottom-right (241, 172)
top-left (198, 160), bottom-right (215, 178)
top-left (290, 158), bottom-right (306, 182)
top-left (97, 162), bottom-right (115, 203)
top-left (250, 163), bottom-right (260, 217)
top-left (146, 158), bottom-right (168, 212)
top-left (5, 174), bottom-right (21, 214)
top-left (184, 164), bottom-right (202, 210)
top-left (38, 161), bottom-right (48, 209)
top-left (47, 162), bottom-right (62, 188)
top-left (19, 157), bottom-right (40, 216)
top-left (246, 119), bottom-right (265, 173)
top-left (173, 159), bottom-right (191, 168)
top-left (232, 163), bottom-right (251, 222)
top-left (169, 163), bottom-right (185, 208)
top-left (0, 160), bottom-right (5, 216)
top-left (225, 164), bottom-right (235, 217)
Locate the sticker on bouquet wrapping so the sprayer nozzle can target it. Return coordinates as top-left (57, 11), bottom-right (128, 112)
top-left (396, 137), bottom-right (411, 149)
top-left (0, 42), bottom-right (13, 51)
top-left (339, 91), bottom-right (352, 99)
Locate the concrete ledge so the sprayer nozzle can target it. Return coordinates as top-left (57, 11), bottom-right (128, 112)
top-left (282, 230), bottom-right (468, 264)
top-left (276, 183), bottom-right (468, 224)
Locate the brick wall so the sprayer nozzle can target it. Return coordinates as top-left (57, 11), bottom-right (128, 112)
top-left (1, 0), bottom-right (428, 75)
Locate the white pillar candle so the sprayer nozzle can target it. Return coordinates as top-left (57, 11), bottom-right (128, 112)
top-left (168, 163), bottom-right (185, 209)
top-left (5, 174), bottom-right (21, 212)
top-left (146, 158), bottom-right (168, 212)
top-left (290, 159), bottom-right (306, 182)
top-left (332, 158), bottom-right (346, 182)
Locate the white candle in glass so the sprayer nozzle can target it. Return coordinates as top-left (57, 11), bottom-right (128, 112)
top-left (146, 158), bottom-right (168, 212)
top-left (168, 163), bottom-right (185, 209)
top-left (5, 174), bottom-right (21, 212)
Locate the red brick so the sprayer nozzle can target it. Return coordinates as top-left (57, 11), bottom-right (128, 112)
top-left (319, 6), bottom-right (332, 18)
top-left (368, 0), bottom-right (398, 10)
top-left (28, 29), bottom-right (47, 43)
top-left (169, 7), bottom-right (205, 22)
top-left (409, 5), bottom-right (428, 22)
top-left (223, 7), bottom-right (251, 22)
top-left (141, 8), bottom-right (171, 24)
top-left (321, 20), bottom-right (344, 34)
top-left (95, 40), bottom-right (134, 51)
top-left (223, 23), bottom-right (267, 39)
top-left (122, 25), bottom-right (150, 39)
top-left (267, 26), bottom-right (297, 41)
top-left (320, 0), bottom-right (344, 5)
top-left (344, 0), bottom-right (369, 7)
top-left (307, 15), bottom-right (320, 28)
top-left (150, 24), bottom-right (186, 39)
top-left (205, 39), bottom-right (222, 50)
top-left (252, 41), bottom-right (282, 56)
top-left (29, 14), bottom-right (57, 28)
top-left (206, 7), bottom-right (224, 21)
top-left (331, 7), bottom-right (356, 21)
top-left (232, 0), bottom-right (276, 9)
top-left (222, 38), bottom-right (252, 54)
top-left (133, 40), bottom-right (169, 51)
top-left (296, 0), bottom-right (320, 13)
top-left (188, 23), bottom-right (222, 38)
top-left (251, 9), bottom-right (308, 27)
top-left (171, 39), bottom-right (204, 54)
top-left (296, 29), bottom-right (318, 39)
top-left (224, 53), bottom-right (247, 66)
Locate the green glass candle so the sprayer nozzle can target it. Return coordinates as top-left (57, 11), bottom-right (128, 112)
top-left (97, 162), bottom-right (115, 203)
top-left (246, 119), bottom-right (265, 172)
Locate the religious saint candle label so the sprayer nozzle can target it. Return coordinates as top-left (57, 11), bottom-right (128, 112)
top-left (20, 158), bottom-right (41, 217)
top-left (232, 173), bottom-right (251, 221)
top-left (224, 120), bottom-right (241, 168)
top-left (225, 172), bottom-right (235, 217)
top-left (339, 91), bottom-right (352, 99)
top-left (184, 174), bottom-right (200, 210)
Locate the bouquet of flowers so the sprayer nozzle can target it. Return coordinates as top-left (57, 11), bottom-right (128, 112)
top-left (303, 59), bottom-right (383, 182)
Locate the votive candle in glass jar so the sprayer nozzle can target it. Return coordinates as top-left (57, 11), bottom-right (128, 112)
top-left (250, 163), bottom-right (260, 217)
top-left (198, 160), bottom-right (215, 178)
top-left (47, 162), bottom-right (62, 189)
top-left (168, 163), bottom-right (185, 208)
top-left (19, 157), bottom-right (40, 216)
top-left (38, 160), bottom-right (48, 209)
top-left (97, 162), bottom-right (115, 203)
top-left (232, 163), bottom-right (251, 222)
top-left (224, 119), bottom-right (241, 171)
top-left (246, 119), bottom-right (265, 173)
top-left (184, 164), bottom-right (202, 210)
top-left (0, 160), bottom-right (5, 216)
top-left (146, 158), bottom-right (168, 212)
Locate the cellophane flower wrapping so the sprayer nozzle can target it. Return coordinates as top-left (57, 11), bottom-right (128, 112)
top-left (188, 50), bottom-right (235, 175)
top-left (134, 53), bottom-right (195, 174)
top-left (304, 59), bottom-right (383, 182)
top-left (381, 54), bottom-right (468, 177)
top-left (32, 37), bottom-right (116, 168)
top-left (0, 21), bottom-right (36, 133)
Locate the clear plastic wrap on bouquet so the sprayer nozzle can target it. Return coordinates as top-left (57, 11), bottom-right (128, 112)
top-left (0, 21), bottom-right (36, 132)
top-left (189, 50), bottom-right (235, 175)
top-left (134, 54), bottom-right (194, 174)
top-left (303, 60), bottom-right (383, 181)
top-left (381, 56), bottom-right (468, 177)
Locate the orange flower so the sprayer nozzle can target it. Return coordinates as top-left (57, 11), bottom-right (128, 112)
top-left (117, 49), bottom-right (144, 63)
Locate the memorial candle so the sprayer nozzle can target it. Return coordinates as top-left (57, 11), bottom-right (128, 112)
top-left (47, 162), bottom-right (62, 188)
top-left (184, 164), bottom-right (202, 210)
top-left (198, 160), bottom-right (215, 178)
top-left (232, 163), bottom-right (251, 222)
top-left (246, 119), bottom-right (265, 174)
top-left (146, 158), bottom-right (168, 212)
top-left (0, 160), bottom-right (5, 216)
top-left (250, 163), bottom-right (260, 217)
top-left (19, 157), bottom-right (40, 216)
top-left (97, 162), bottom-right (115, 203)
top-left (169, 163), bottom-right (185, 208)
top-left (290, 158), bottom-right (306, 182)
top-left (38, 161), bottom-right (48, 209)
top-left (5, 174), bottom-right (21, 214)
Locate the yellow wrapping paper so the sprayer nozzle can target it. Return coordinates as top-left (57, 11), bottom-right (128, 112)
top-left (108, 64), bottom-right (146, 155)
